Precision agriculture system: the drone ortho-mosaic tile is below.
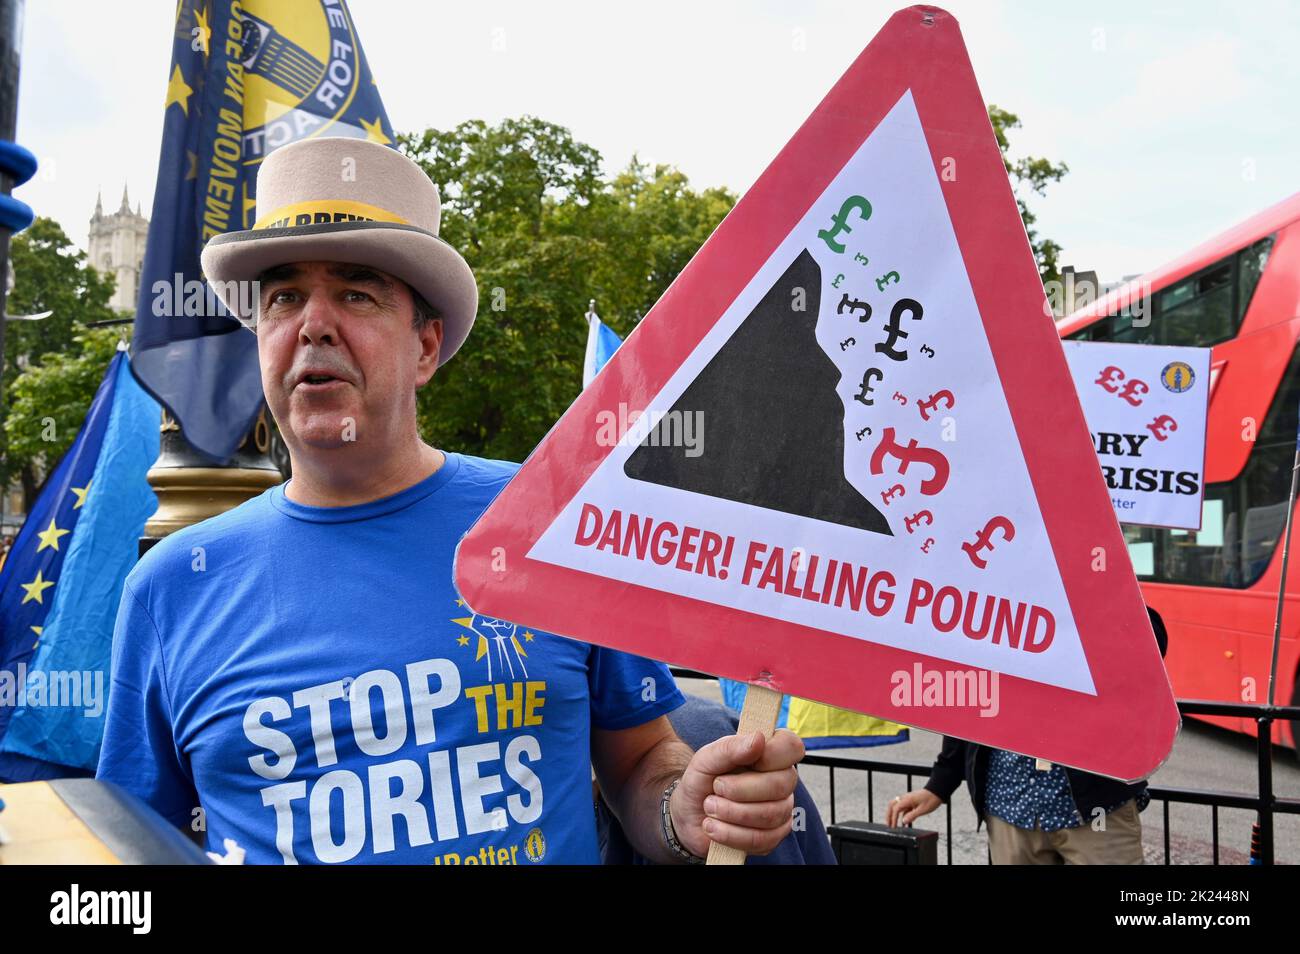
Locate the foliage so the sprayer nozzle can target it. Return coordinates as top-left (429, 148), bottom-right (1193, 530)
top-left (987, 105), bottom-right (1069, 285)
top-left (400, 118), bottom-right (735, 461)
top-left (2, 218), bottom-right (119, 502)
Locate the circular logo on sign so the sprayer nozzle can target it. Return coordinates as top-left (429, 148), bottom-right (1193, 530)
top-left (524, 827), bottom-right (546, 863)
top-left (1160, 361), bottom-right (1195, 393)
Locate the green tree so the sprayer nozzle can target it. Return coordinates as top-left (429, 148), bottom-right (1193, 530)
top-left (5, 326), bottom-right (128, 489)
top-left (2, 217), bottom-right (118, 506)
top-left (988, 105), bottom-right (1069, 285)
top-left (400, 118), bottom-right (736, 461)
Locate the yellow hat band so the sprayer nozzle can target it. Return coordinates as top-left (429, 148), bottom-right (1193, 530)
top-left (253, 200), bottom-right (410, 231)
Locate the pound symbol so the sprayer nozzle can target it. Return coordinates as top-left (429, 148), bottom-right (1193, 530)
top-left (1118, 378), bottom-right (1149, 407)
top-left (876, 298), bottom-right (923, 362)
top-left (961, 516), bottom-right (1016, 569)
top-left (919, 344), bottom-right (935, 358)
top-left (920, 538), bottom-right (935, 553)
top-left (917, 389), bottom-right (955, 421)
top-left (854, 368), bottom-right (883, 407)
top-left (880, 484), bottom-right (905, 506)
top-left (1146, 414), bottom-right (1178, 442)
top-left (903, 510), bottom-right (933, 534)
top-left (840, 337), bottom-right (856, 350)
top-left (868, 427), bottom-right (951, 496)
top-left (875, 270), bottom-right (901, 292)
top-left (817, 195), bottom-right (873, 254)
top-left (837, 293), bottom-right (872, 321)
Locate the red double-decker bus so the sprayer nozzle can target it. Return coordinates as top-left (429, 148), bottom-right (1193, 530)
top-left (1058, 192), bottom-right (1300, 750)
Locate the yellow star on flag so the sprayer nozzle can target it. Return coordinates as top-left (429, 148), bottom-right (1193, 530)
top-left (21, 569), bottom-right (55, 605)
top-left (456, 635), bottom-right (469, 647)
top-left (32, 625), bottom-right (42, 649)
top-left (36, 516), bottom-right (71, 553)
top-left (186, 150), bottom-right (199, 181)
top-left (193, 6), bottom-right (212, 56)
top-left (361, 116), bottom-right (391, 145)
top-left (523, 631), bottom-right (535, 642)
top-left (71, 482), bottom-right (91, 509)
top-left (165, 64), bottom-right (194, 115)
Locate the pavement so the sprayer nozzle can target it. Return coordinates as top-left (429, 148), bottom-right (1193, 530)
top-left (677, 677), bottom-right (1300, 865)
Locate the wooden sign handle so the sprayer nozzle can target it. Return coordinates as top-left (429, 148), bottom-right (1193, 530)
top-left (705, 684), bottom-right (784, 866)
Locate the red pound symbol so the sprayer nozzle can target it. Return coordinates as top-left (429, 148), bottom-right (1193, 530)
top-left (961, 516), bottom-right (1016, 569)
top-left (869, 427), bottom-right (950, 496)
top-left (917, 389), bottom-right (955, 421)
top-left (880, 484), bottom-right (905, 506)
top-left (892, 391), bottom-right (908, 406)
top-left (920, 538), bottom-right (935, 553)
top-left (1146, 414), bottom-right (1178, 442)
top-left (1118, 378), bottom-right (1149, 407)
top-left (903, 510), bottom-right (933, 534)
top-left (1095, 366), bottom-right (1124, 393)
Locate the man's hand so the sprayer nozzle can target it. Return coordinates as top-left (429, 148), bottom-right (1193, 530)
top-left (886, 788), bottom-right (942, 827)
top-left (670, 729), bottom-right (805, 858)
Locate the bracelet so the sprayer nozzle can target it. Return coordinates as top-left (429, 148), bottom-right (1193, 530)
top-left (661, 778), bottom-right (705, 865)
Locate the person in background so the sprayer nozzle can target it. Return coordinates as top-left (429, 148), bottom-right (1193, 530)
top-left (886, 608), bottom-right (1169, 864)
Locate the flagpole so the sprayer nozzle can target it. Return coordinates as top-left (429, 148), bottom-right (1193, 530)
top-left (1266, 413), bottom-right (1300, 707)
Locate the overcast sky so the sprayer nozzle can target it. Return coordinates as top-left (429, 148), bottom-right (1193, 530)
top-left (12, 0), bottom-right (1299, 282)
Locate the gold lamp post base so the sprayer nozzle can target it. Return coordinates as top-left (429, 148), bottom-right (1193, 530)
top-left (139, 407), bottom-right (284, 554)
top-left (142, 465), bottom-right (283, 538)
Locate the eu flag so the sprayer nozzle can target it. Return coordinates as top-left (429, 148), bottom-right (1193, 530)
top-left (130, 0), bottom-right (395, 461)
top-left (0, 350), bottom-right (162, 781)
top-left (0, 349), bottom-right (162, 780)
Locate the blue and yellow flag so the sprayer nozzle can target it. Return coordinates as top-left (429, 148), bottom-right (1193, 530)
top-left (0, 350), bottom-right (162, 781)
top-left (719, 679), bottom-right (907, 750)
top-left (130, 0), bottom-right (395, 461)
top-left (0, 352), bottom-right (162, 780)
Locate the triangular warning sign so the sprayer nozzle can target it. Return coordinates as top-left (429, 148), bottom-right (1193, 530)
top-left (455, 5), bottom-right (1179, 781)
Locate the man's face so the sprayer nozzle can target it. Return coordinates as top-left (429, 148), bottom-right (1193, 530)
top-left (254, 261), bottom-right (443, 455)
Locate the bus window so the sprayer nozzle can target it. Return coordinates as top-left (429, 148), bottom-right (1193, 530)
top-left (1125, 343), bottom-right (1300, 588)
top-left (1161, 260), bottom-right (1233, 347)
top-left (1238, 235), bottom-right (1274, 320)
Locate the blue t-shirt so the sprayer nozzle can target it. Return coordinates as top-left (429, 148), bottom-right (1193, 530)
top-left (95, 452), bottom-right (684, 864)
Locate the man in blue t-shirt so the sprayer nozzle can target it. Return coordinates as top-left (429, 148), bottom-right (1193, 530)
top-left (96, 137), bottom-right (805, 865)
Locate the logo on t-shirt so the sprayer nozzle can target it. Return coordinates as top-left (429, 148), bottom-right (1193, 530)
top-left (524, 827), bottom-right (546, 863)
top-left (451, 599), bottom-right (538, 683)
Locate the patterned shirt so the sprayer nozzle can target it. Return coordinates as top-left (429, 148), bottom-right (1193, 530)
top-left (984, 750), bottom-right (1147, 832)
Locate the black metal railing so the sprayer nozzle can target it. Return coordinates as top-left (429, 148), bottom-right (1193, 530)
top-left (669, 670), bottom-right (1300, 864)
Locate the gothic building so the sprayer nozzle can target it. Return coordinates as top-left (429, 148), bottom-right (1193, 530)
top-left (88, 186), bottom-right (149, 313)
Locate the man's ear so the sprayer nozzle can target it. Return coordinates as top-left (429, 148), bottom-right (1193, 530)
top-left (414, 318), bottom-right (444, 387)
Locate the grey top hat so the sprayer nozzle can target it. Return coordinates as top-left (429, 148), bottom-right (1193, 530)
top-left (201, 137), bottom-right (478, 367)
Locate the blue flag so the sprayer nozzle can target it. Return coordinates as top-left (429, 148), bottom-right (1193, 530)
top-left (583, 308), bottom-right (624, 387)
top-left (0, 350), bottom-right (160, 780)
top-left (0, 352), bottom-right (162, 779)
top-left (131, 0), bottom-right (395, 461)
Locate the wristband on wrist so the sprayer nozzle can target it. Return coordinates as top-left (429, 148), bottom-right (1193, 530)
top-left (661, 777), bottom-right (706, 865)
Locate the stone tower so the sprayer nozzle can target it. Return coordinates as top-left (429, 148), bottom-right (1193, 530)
top-left (88, 185), bottom-right (150, 313)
